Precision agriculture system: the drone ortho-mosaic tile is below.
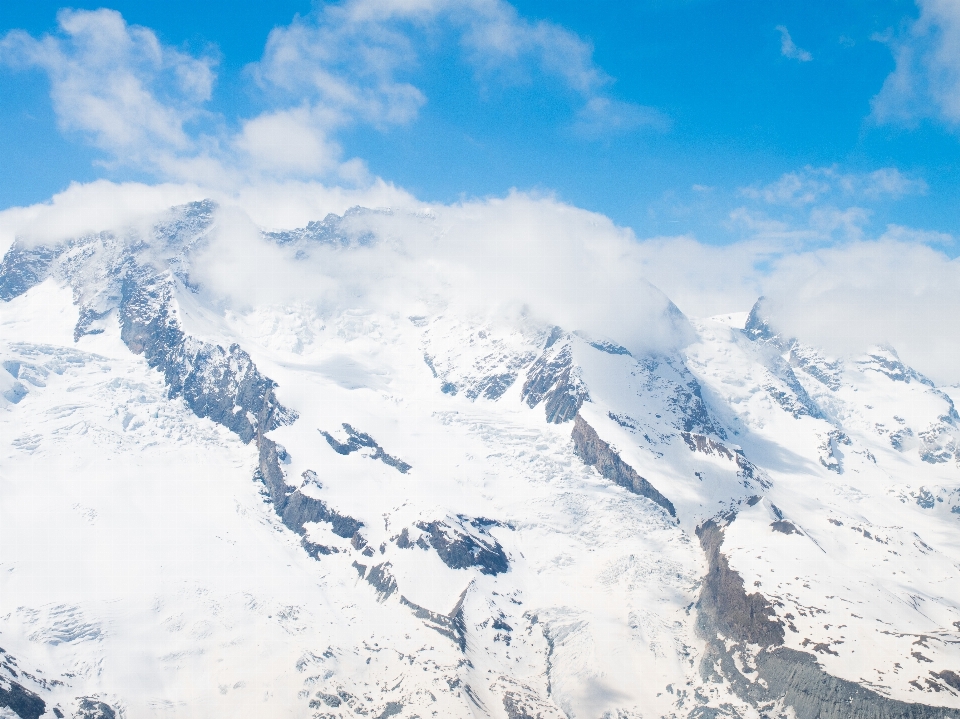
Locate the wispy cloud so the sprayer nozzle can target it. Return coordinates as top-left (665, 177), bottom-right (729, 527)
top-left (253, 0), bottom-right (661, 140)
top-left (573, 97), bottom-right (669, 138)
top-left (872, 0), bottom-right (960, 127)
top-left (740, 165), bottom-right (927, 206)
top-left (776, 25), bottom-right (813, 62)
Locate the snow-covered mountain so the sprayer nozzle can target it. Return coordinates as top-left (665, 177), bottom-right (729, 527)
top-left (2, 201), bottom-right (960, 719)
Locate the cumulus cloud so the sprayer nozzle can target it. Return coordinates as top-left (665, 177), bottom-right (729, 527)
top-left (0, 178), bottom-right (422, 254)
top-left (0, 2), bottom-right (660, 188)
top-left (756, 240), bottom-right (960, 385)
top-left (189, 191), bottom-right (693, 357)
top-left (776, 25), bottom-right (813, 62)
top-left (726, 166), bottom-right (934, 254)
top-left (633, 231), bottom-right (960, 384)
top-left (0, 180), bottom-right (207, 253)
top-left (0, 9), bottom-right (216, 163)
top-left (3, 177), bottom-right (960, 384)
top-left (234, 106), bottom-right (347, 177)
top-left (872, 0), bottom-right (960, 126)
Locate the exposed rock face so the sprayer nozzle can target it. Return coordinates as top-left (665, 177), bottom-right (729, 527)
top-left (366, 562), bottom-right (399, 600)
top-left (73, 698), bottom-right (117, 719)
top-left (696, 520), bottom-right (784, 648)
top-left (120, 269), bottom-right (296, 444)
top-left (414, 519), bottom-right (509, 575)
top-left (695, 517), bottom-right (960, 719)
top-left (743, 299), bottom-right (825, 419)
top-left (256, 438), bottom-right (363, 539)
top-left (264, 206), bottom-right (381, 247)
top-left (419, 318), bottom-right (538, 402)
top-left (522, 335), bottom-right (588, 424)
top-left (0, 202), bottom-right (297, 445)
top-left (0, 243), bottom-right (62, 302)
top-left (571, 415), bottom-right (676, 517)
top-left (319, 423), bottom-right (411, 473)
top-left (0, 676), bottom-right (46, 719)
top-left (399, 588), bottom-right (469, 651)
top-left (0, 201), bottom-right (360, 550)
top-left (680, 432), bottom-right (772, 490)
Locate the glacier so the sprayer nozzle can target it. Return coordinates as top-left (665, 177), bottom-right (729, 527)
top-left (1, 201), bottom-right (960, 719)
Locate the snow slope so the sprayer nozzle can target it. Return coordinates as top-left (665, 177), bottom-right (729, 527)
top-left (1, 201), bottom-right (959, 719)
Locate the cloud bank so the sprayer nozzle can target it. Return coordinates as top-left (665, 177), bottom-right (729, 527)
top-left (3, 179), bottom-right (960, 385)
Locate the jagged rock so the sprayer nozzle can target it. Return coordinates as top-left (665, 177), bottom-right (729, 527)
top-left (264, 206), bottom-right (382, 247)
top-left (695, 517), bottom-right (960, 718)
top-left (319, 424), bottom-right (411, 473)
top-left (0, 677), bottom-right (45, 719)
top-left (400, 587), bottom-right (469, 651)
top-left (522, 335), bottom-right (587, 424)
top-left (257, 437), bottom-right (363, 539)
top-left (571, 415), bottom-right (676, 517)
top-left (120, 269), bottom-right (296, 444)
top-left (696, 519), bottom-right (784, 648)
top-left (680, 432), bottom-right (771, 489)
top-left (414, 519), bottom-right (509, 575)
top-left (73, 698), bottom-right (116, 719)
top-left (0, 242), bottom-right (62, 301)
top-left (366, 562), bottom-right (398, 600)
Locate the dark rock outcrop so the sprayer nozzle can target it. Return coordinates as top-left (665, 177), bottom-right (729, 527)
top-left (319, 424), bottom-right (411, 473)
top-left (119, 269), bottom-right (296, 444)
top-left (366, 562), bottom-right (398, 600)
top-left (264, 206), bottom-right (380, 247)
top-left (695, 517), bottom-right (960, 718)
top-left (0, 205), bottom-right (361, 553)
top-left (415, 519), bottom-right (509, 575)
top-left (0, 243), bottom-right (62, 301)
top-left (522, 337), bottom-right (587, 424)
top-left (0, 677), bottom-right (45, 719)
top-left (571, 415), bottom-right (676, 517)
top-left (696, 519), bottom-right (784, 648)
top-left (73, 698), bottom-right (116, 719)
top-left (681, 432), bottom-right (771, 489)
top-left (400, 586), bottom-right (469, 651)
top-left (256, 438), bottom-right (363, 539)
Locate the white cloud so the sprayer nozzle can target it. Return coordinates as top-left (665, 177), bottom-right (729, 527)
top-left (740, 166), bottom-right (926, 206)
top-left (0, 180), bottom-right (207, 253)
top-left (756, 240), bottom-right (960, 385)
top-left (0, 9), bottom-right (215, 161)
top-left (0, 2), bottom-right (659, 188)
top-left (0, 178), bottom-right (423, 254)
top-left (776, 25), bottom-right (813, 62)
top-left (872, 0), bottom-right (960, 126)
top-left (189, 190), bottom-right (693, 357)
top-left (253, 0), bottom-right (657, 137)
top-left (4, 177), bottom-right (960, 385)
top-left (573, 97), bottom-right (670, 137)
top-left (234, 106), bottom-right (345, 177)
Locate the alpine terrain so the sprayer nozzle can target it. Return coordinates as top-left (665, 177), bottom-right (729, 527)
top-left (2, 200), bottom-right (960, 719)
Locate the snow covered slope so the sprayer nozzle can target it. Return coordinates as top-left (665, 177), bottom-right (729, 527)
top-left (1, 201), bottom-right (959, 719)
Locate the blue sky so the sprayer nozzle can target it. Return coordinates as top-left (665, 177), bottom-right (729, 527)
top-left (1, 0), bottom-right (959, 249)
